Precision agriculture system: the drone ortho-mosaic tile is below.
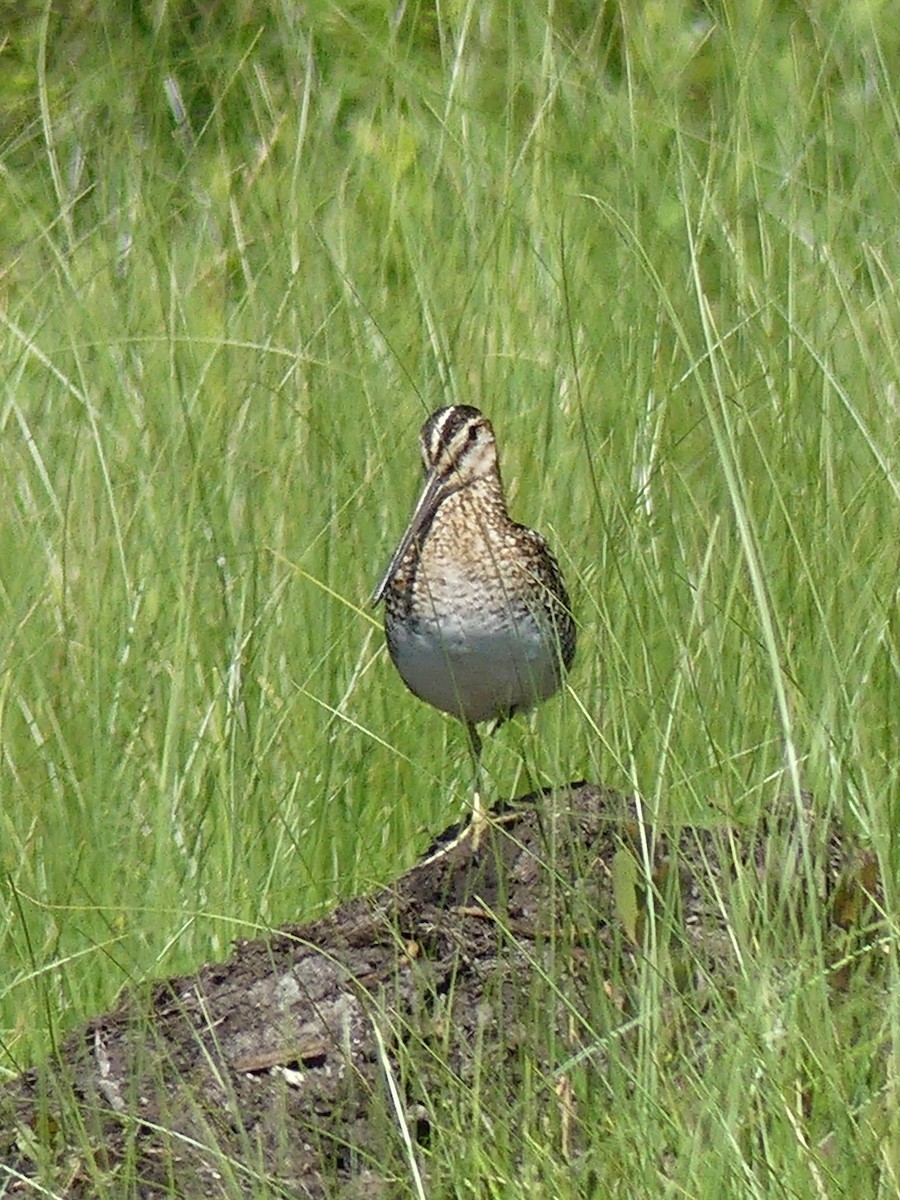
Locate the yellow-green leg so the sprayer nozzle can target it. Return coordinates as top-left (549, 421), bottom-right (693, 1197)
top-left (466, 722), bottom-right (489, 850)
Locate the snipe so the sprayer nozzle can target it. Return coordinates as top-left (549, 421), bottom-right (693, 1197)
top-left (372, 405), bottom-right (575, 840)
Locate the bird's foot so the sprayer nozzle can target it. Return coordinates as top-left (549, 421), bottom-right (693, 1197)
top-left (468, 788), bottom-right (490, 852)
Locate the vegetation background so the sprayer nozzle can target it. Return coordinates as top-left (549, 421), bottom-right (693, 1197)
top-left (1, 0), bottom-right (897, 1193)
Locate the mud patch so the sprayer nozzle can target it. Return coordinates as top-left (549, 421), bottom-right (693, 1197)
top-left (0, 783), bottom-right (883, 1197)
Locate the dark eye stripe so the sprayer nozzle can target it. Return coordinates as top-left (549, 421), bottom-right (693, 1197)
top-left (423, 405), bottom-right (482, 466)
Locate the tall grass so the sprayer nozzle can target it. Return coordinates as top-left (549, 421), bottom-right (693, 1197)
top-left (1, 0), bottom-right (898, 1190)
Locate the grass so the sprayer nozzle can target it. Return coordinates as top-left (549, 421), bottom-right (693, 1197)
top-left (1, 0), bottom-right (898, 1193)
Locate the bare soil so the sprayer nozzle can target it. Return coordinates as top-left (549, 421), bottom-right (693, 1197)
top-left (0, 783), bottom-right (882, 1197)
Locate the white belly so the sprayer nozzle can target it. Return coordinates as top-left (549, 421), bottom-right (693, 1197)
top-left (386, 605), bottom-right (562, 725)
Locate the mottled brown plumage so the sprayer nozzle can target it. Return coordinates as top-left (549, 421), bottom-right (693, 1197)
top-left (372, 406), bottom-right (575, 757)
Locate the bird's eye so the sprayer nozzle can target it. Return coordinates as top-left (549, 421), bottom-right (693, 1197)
top-left (467, 425), bottom-right (479, 444)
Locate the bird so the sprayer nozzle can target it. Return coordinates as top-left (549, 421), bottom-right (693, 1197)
top-left (371, 405), bottom-right (575, 843)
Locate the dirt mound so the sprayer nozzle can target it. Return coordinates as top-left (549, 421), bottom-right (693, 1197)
top-left (0, 783), bottom-right (881, 1197)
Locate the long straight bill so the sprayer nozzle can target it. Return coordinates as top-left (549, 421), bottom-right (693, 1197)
top-left (370, 468), bottom-right (447, 605)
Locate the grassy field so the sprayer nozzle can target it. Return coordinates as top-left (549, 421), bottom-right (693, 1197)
top-left (1, 0), bottom-right (898, 1193)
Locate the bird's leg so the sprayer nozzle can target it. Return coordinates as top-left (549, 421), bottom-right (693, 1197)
top-left (465, 721), bottom-right (488, 850)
